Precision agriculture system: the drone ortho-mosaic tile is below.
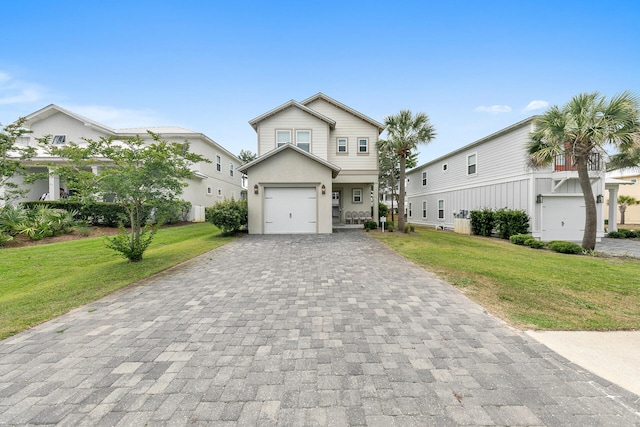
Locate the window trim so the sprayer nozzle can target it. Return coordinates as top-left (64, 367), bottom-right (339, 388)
top-left (352, 188), bottom-right (363, 204)
top-left (295, 129), bottom-right (311, 152)
top-left (276, 129), bottom-right (292, 147)
top-left (206, 186), bottom-right (212, 195)
top-left (357, 137), bottom-right (369, 154)
top-left (422, 171), bottom-right (427, 186)
top-left (422, 200), bottom-right (427, 219)
top-left (217, 188), bottom-right (222, 197)
top-left (438, 199), bottom-right (445, 219)
top-left (216, 155), bottom-right (221, 172)
top-left (229, 161), bottom-right (234, 177)
top-left (337, 137), bottom-right (348, 154)
top-left (408, 202), bottom-right (412, 218)
top-left (467, 153), bottom-right (477, 176)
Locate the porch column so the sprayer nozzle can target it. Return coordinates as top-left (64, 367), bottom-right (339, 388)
top-left (372, 182), bottom-right (379, 223)
top-left (48, 169), bottom-right (61, 201)
top-left (608, 187), bottom-right (619, 232)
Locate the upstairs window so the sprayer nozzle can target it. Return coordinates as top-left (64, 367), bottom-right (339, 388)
top-left (296, 130), bottom-right (311, 152)
top-left (422, 171), bottom-right (427, 186)
top-left (358, 138), bottom-right (368, 153)
top-left (216, 155), bottom-right (221, 172)
top-left (337, 138), bottom-right (347, 153)
top-left (467, 153), bottom-right (477, 175)
top-left (276, 130), bottom-right (291, 147)
top-left (52, 135), bottom-right (66, 145)
top-left (229, 162), bottom-right (234, 177)
top-left (442, 163), bottom-right (448, 172)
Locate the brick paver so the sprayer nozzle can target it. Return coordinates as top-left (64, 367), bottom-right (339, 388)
top-left (1, 231), bottom-right (639, 426)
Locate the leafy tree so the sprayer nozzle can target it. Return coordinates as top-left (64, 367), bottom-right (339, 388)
top-left (378, 143), bottom-right (417, 222)
top-left (0, 118), bottom-right (36, 205)
top-left (607, 137), bottom-right (640, 171)
top-left (238, 149), bottom-right (258, 164)
top-left (40, 132), bottom-right (209, 261)
top-left (528, 91), bottom-right (640, 250)
top-left (379, 110), bottom-right (436, 231)
top-left (617, 195), bottom-right (639, 225)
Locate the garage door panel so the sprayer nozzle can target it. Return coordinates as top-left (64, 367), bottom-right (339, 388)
top-left (264, 187), bottom-right (317, 234)
top-left (541, 197), bottom-right (585, 241)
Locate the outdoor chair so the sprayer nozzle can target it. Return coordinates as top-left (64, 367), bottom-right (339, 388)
top-left (345, 211), bottom-right (352, 224)
top-left (359, 211), bottom-right (366, 223)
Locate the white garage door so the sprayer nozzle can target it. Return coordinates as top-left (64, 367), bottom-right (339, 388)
top-left (541, 197), bottom-right (585, 241)
top-left (264, 187), bottom-right (317, 234)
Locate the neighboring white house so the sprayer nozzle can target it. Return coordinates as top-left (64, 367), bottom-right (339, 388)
top-left (605, 168), bottom-right (640, 225)
top-left (238, 93), bottom-right (385, 234)
top-left (405, 117), bottom-right (625, 242)
top-left (4, 104), bottom-right (245, 221)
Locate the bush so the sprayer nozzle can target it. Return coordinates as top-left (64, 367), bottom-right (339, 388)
top-left (547, 240), bottom-right (583, 255)
top-left (410, 224), bottom-right (415, 232)
top-left (22, 200), bottom-right (152, 227)
top-left (524, 239), bottom-right (545, 249)
top-left (205, 199), bottom-right (248, 234)
top-left (607, 231), bottom-right (624, 238)
top-left (363, 220), bottom-right (377, 231)
top-left (0, 232), bottom-right (13, 246)
top-left (105, 224), bottom-right (157, 262)
top-left (404, 224), bottom-right (410, 233)
top-left (378, 203), bottom-right (388, 218)
top-left (509, 234), bottom-right (531, 245)
top-left (470, 209), bottom-right (495, 236)
top-left (494, 208), bottom-right (530, 239)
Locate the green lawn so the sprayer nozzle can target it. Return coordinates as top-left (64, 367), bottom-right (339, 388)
top-left (371, 227), bottom-right (640, 331)
top-left (0, 223), bottom-right (235, 339)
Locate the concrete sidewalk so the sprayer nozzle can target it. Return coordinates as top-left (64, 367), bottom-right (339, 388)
top-left (1, 232), bottom-right (639, 426)
top-left (527, 331), bottom-right (640, 396)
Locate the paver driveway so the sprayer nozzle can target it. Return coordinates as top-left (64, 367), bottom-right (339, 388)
top-left (1, 232), bottom-right (639, 426)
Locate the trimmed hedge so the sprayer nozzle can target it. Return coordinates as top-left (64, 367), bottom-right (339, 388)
top-left (607, 229), bottom-right (638, 239)
top-left (470, 208), bottom-right (530, 239)
top-left (547, 240), bottom-right (583, 255)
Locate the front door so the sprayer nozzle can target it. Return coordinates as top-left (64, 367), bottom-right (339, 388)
top-left (332, 191), bottom-right (340, 224)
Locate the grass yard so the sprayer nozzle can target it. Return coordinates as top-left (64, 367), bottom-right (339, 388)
top-left (371, 227), bottom-right (640, 331)
top-left (0, 222), bottom-right (235, 340)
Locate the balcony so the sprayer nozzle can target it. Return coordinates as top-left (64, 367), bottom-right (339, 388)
top-left (553, 152), bottom-right (602, 172)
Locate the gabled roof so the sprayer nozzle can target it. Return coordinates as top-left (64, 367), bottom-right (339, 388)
top-left (248, 100), bottom-right (336, 131)
top-left (237, 143), bottom-right (341, 178)
top-left (23, 104), bottom-right (116, 135)
top-left (300, 92), bottom-right (386, 134)
top-left (117, 126), bottom-right (198, 135)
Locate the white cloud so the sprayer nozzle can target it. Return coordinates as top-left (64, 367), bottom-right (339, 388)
top-left (0, 72), bottom-right (45, 105)
top-left (522, 100), bottom-right (549, 112)
top-left (62, 104), bottom-right (165, 129)
top-left (474, 105), bottom-right (512, 114)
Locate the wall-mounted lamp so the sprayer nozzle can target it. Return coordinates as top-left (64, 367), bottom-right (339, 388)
top-left (253, 184), bottom-right (259, 194)
top-left (596, 194), bottom-right (604, 203)
top-left (536, 194), bottom-right (543, 204)
top-left (321, 184), bottom-right (326, 195)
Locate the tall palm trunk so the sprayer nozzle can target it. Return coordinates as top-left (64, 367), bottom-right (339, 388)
top-left (576, 155), bottom-right (597, 250)
top-left (398, 155), bottom-right (406, 231)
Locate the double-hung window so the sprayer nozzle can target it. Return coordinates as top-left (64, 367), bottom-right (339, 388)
top-left (358, 138), bottom-right (368, 153)
top-left (229, 162), bottom-right (234, 177)
top-left (276, 130), bottom-right (291, 147)
top-left (422, 171), bottom-right (427, 186)
top-left (408, 202), bottom-right (412, 218)
top-left (296, 130), bottom-right (311, 152)
top-left (438, 199), bottom-right (445, 219)
top-left (216, 155), bottom-right (221, 172)
top-left (337, 138), bottom-right (347, 153)
top-left (422, 201), bottom-right (427, 218)
top-left (467, 153), bottom-right (477, 175)
top-left (353, 188), bottom-right (362, 203)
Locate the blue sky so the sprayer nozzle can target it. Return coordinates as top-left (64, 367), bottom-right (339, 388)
top-left (2, 0), bottom-right (639, 166)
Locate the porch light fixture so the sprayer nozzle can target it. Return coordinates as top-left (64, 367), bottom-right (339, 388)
top-left (536, 194), bottom-right (543, 204)
top-left (321, 184), bottom-right (326, 195)
top-left (253, 184), bottom-right (259, 194)
top-left (596, 194), bottom-right (604, 203)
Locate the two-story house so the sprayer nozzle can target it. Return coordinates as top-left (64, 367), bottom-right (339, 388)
top-left (405, 117), bottom-right (625, 242)
top-left (5, 104), bottom-right (244, 221)
top-left (238, 93), bottom-right (385, 234)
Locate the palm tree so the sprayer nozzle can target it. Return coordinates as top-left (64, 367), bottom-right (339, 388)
top-left (617, 195), bottom-right (639, 225)
top-left (528, 91), bottom-right (640, 250)
top-left (379, 110), bottom-right (436, 231)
